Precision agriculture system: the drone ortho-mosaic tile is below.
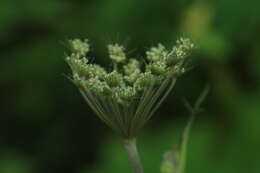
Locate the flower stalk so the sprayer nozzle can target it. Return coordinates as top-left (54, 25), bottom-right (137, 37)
top-left (123, 138), bottom-right (143, 173)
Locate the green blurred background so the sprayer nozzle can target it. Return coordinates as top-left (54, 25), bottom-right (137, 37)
top-left (1, 0), bottom-right (260, 173)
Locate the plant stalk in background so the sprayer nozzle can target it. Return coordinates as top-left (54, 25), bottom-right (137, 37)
top-left (65, 38), bottom-right (194, 173)
top-left (160, 85), bottom-right (209, 173)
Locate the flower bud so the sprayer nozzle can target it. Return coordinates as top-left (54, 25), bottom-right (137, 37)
top-left (147, 60), bottom-right (168, 75)
top-left (108, 44), bottom-right (126, 63)
top-left (114, 86), bottom-right (137, 104)
top-left (146, 43), bottom-right (167, 62)
top-left (166, 37), bottom-right (194, 66)
top-left (123, 59), bottom-right (140, 75)
top-left (134, 72), bottom-right (155, 91)
top-left (84, 77), bottom-right (111, 96)
top-left (105, 71), bottom-right (125, 87)
top-left (69, 39), bottom-right (90, 57)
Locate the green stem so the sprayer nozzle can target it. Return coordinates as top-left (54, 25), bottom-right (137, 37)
top-left (123, 138), bottom-right (144, 173)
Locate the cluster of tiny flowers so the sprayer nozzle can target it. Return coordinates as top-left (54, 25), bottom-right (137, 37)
top-left (66, 38), bottom-right (194, 137)
top-left (108, 43), bottom-right (126, 63)
top-left (123, 59), bottom-right (141, 84)
top-left (146, 43), bottom-right (168, 62)
top-left (70, 39), bottom-right (90, 57)
top-left (66, 38), bottom-right (194, 105)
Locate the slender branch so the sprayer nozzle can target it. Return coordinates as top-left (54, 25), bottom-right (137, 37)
top-left (123, 138), bottom-right (144, 173)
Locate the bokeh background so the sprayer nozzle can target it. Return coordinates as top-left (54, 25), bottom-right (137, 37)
top-left (1, 0), bottom-right (260, 173)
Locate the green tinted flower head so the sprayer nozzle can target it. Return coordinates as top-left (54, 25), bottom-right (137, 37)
top-left (123, 59), bottom-right (141, 84)
top-left (146, 43), bottom-right (168, 62)
top-left (134, 72), bottom-right (155, 91)
top-left (166, 37), bottom-right (195, 66)
top-left (69, 39), bottom-right (90, 57)
top-left (124, 59), bottom-right (141, 75)
top-left (84, 77), bottom-right (111, 96)
top-left (108, 43), bottom-right (126, 63)
top-left (66, 38), bottom-right (194, 138)
top-left (105, 70), bottom-right (125, 87)
top-left (147, 60), bottom-right (168, 75)
top-left (66, 53), bottom-right (88, 76)
top-left (124, 69), bottom-right (141, 84)
top-left (113, 86), bottom-right (137, 105)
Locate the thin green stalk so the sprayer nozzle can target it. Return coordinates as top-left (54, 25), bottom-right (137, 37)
top-left (179, 85), bottom-right (210, 173)
top-left (178, 114), bottom-right (194, 173)
top-left (123, 138), bottom-right (144, 173)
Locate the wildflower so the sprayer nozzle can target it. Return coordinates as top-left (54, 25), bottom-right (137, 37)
top-left (105, 70), bottom-right (125, 87)
top-left (84, 77), bottom-right (111, 96)
top-left (69, 39), bottom-right (90, 57)
top-left (124, 69), bottom-right (141, 84)
top-left (146, 60), bottom-right (168, 75)
top-left (166, 37), bottom-right (194, 66)
top-left (65, 38), bottom-right (194, 173)
top-left (146, 43), bottom-right (168, 62)
top-left (113, 86), bottom-right (137, 104)
top-left (66, 38), bottom-right (194, 138)
top-left (108, 43), bottom-right (126, 63)
top-left (123, 59), bottom-right (141, 75)
top-left (134, 72), bottom-right (155, 91)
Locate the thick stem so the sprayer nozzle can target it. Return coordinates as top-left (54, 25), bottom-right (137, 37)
top-left (123, 138), bottom-right (144, 173)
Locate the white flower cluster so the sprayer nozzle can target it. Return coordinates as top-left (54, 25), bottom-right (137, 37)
top-left (146, 43), bottom-right (168, 62)
top-left (67, 54), bottom-right (106, 80)
top-left (123, 59), bottom-right (140, 75)
top-left (123, 59), bottom-right (141, 84)
top-left (84, 77), bottom-right (111, 96)
top-left (166, 37), bottom-right (195, 66)
top-left (66, 37), bottom-right (194, 105)
top-left (107, 44), bottom-right (126, 63)
top-left (113, 86), bottom-right (137, 104)
top-left (69, 39), bottom-right (90, 57)
top-left (134, 72), bottom-right (155, 91)
top-left (66, 37), bottom-right (194, 137)
top-left (105, 71), bottom-right (124, 87)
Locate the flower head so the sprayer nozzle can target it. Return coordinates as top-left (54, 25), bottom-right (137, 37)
top-left (113, 86), bottom-right (137, 105)
top-left (166, 37), bottom-right (194, 66)
top-left (84, 77), bottom-right (111, 96)
top-left (146, 43), bottom-right (168, 62)
top-left (66, 38), bottom-right (194, 138)
top-left (105, 70), bottom-right (125, 87)
top-left (69, 39), bottom-right (90, 57)
top-left (108, 43), bottom-right (126, 63)
top-left (123, 59), bottom-right (141, 75)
